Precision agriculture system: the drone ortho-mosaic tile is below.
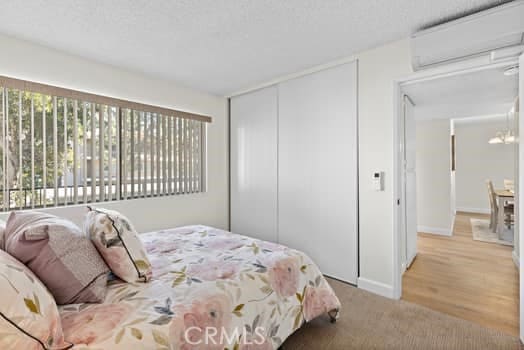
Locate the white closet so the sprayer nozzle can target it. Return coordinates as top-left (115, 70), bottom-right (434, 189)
top-left (230, 61), bottom-right (358, 284)
top-left (230, 86), bottom-right (278, 243)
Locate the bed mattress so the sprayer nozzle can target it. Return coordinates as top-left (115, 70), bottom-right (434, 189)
top-left (59, 225), bottom-right (340, 349)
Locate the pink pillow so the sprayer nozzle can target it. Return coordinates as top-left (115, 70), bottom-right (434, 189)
top-left (0, 219), bottom-right (5, 250)
top-left (5, 211), bottom-right (109, 305)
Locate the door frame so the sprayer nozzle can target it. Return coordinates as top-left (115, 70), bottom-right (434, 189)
top-left (392, 56), bottom-right (520, 301)
top-left (518, 52), bottom-right (523, 342)
top-left (399, 93), bottom-right (417, 273)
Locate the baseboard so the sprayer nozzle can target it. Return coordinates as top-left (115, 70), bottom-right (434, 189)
top-left (512, 250), bottom-right (520, 269)
top-left (357, 277), bottom-right (394, 299)
top-left (417, 225), bottom-right (452, 236)
top-left (456, 207), bottom-right (491, 215)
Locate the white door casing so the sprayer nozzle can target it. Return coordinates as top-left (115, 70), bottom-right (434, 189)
top-left (393, 58), bottom-right (520, 300)
top-left (518, 52), bottom-right (523, 343)
top-left (402, 95), bottom-right (418, 269)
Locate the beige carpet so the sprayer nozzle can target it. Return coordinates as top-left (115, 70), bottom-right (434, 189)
top-left (282, 278), bottom-right (522, 350)
top-left (470, 218), bottom-right (513, 246)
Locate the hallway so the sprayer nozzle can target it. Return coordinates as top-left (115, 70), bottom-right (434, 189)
top-left (402, 212), bottom-right (519, 336)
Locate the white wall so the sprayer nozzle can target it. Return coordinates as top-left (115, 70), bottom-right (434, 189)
top-left (415, 119), bottom-right (453, 234)
top-left (357, 40), bottom-right (412, 296)
top-left (513, 98), bottom-right (520, 268)
top-left (235, 40), bottom-right (413, 296)
top-left (0, 33), bottom-right (229, 232)
top-left (455, 119), bottom-right (514, 213)
top-left (229, 39), bottom-right (413, 297)
top-left (2, 32), bottom-right (414, 298)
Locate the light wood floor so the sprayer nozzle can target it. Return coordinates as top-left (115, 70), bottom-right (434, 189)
top-left (402, 212), bottom-right (519, 336)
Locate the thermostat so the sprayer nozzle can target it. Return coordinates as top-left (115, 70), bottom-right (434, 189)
top-left (373, 172), bottom-right (384, 191)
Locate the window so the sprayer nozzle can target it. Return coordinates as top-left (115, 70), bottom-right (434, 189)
top-left (0, 77), bottom-right (209, 211)
top-left (120, 109), bottom-right (206, 199)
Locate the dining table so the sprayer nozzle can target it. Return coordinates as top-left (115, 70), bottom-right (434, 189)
top-left (494, 189), bottom-right (514, 238)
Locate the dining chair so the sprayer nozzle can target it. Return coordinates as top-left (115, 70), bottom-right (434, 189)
top-left (486, 180), bottom-right (498, 231)
top-left (504, 179), bottom-right (515, 192)
top-left (503, 179), bottom-right (515, 228)
top-left (505, 203), bottom-right (515, 229)
top-left (487, 180), bottom-right (515, 231)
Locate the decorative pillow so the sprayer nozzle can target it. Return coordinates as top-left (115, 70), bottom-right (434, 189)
top-left (0, 250), bottom-right (72, 350)
top-left (4, 211), bottom-right (110, 305)
top-left (0, 219), bottom-right (6, 250)
top-left (84, 207), bottom-right (152, 283)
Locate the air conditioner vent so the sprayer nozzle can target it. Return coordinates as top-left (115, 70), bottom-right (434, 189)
top-left (411, 1), bottom-right (524, 70)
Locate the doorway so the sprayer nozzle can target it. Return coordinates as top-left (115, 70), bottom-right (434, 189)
top-left (394, 59), bottom-right (521, 337)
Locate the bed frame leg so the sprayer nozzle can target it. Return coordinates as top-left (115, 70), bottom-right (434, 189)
top-left (328, 308), bottom-right (339, 323)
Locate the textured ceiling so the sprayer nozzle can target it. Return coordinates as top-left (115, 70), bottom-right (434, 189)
top-left (403, 65), bottom-right (518, 120)
top-left (0, 0), bottom-right (511, 96)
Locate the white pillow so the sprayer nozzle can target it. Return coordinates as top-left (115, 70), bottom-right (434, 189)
top-left (84, 207), bottom-right (152, 283)
top-left (0, 249), bottom-right (71, 349)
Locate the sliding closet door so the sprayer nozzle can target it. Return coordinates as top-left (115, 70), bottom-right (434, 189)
top-left (278, 62), bottom-right (358, 283)
top-left (230, 86), bottom-right (278, 242)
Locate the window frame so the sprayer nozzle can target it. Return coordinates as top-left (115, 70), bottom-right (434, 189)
top-left (0, 76), bottom-right (210, 211)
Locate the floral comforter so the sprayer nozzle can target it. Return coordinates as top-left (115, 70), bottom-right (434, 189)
top-left (59, 225), bottom-right (341, 349)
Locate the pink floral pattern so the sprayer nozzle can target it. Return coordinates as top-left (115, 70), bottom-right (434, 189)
top-left (58, 225), bottom-right (340, 349)
top-left (61, 304), bottom-right (132, 345)
top-left (0, 250), bottom-right (70, 350)
top-left (170, 292), bottom-right (232, 349)
top-left (303, 286), bottom-right (341, 322)
top-left (84, 207), bottom-right (152, 283)
top-left (186, 258), bottom-right (240, 281)
top-left (203, 235), bottom-right (245, 250)
top-left (267, 255), bottom-right (300, 298)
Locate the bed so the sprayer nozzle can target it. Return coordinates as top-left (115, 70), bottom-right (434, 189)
top-left (59, 225), bottom-right (341, 349)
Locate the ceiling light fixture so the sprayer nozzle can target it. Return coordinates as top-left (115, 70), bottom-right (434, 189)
top-left (488, 111), bottom-right (515, 144)
top-left (488, 134), bottom-right (503, 144)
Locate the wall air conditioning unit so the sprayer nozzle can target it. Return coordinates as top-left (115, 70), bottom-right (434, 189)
top-left (411, 0), bottom-right (524, 71)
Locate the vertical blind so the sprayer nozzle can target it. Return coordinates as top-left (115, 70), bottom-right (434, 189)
top-left (120, 109), bottom-right (206, 200)
top-left (0, 83), bottom-right (208, 211)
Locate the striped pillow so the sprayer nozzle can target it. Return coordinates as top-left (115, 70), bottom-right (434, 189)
top-left (5, 211), bottom-right (109, 305)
